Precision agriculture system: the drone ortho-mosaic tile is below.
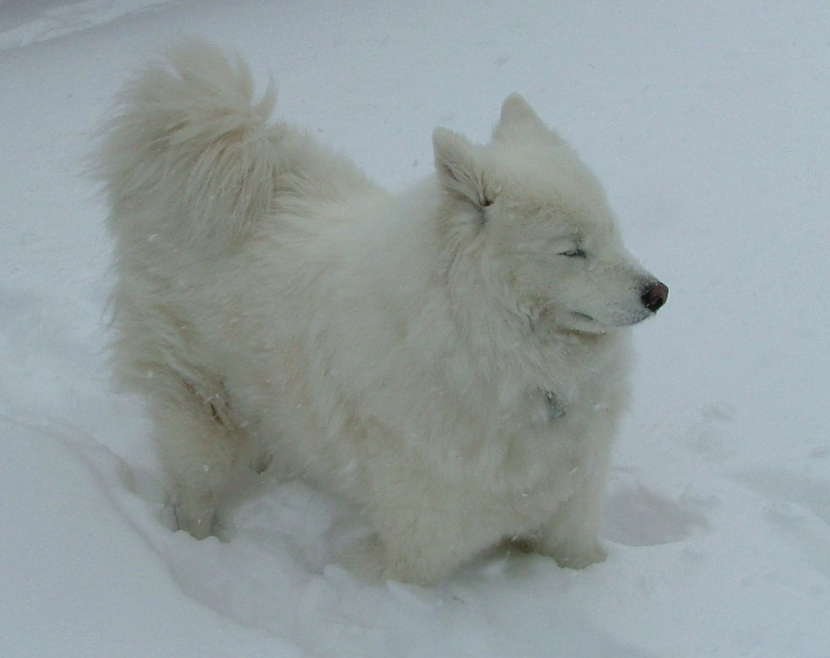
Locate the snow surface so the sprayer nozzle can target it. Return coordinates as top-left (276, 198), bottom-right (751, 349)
top-left (2, 1), bottom-right (830, 656)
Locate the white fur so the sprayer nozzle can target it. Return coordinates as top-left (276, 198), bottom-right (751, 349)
top-left (94, 40), bottom-right (667, 584)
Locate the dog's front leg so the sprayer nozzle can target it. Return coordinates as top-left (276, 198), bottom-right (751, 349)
top-left (534, 455), bottom-right (611, 569)
top-left (346, 480), bottom-right (499, 585)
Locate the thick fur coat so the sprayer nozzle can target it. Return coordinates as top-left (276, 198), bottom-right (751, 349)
top-left (94, 40), bottom-right (667, 584)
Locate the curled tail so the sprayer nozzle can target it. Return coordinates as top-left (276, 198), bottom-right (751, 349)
top-left (93, 39), bottom-right (278, 251)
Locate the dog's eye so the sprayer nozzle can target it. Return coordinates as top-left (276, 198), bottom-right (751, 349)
top-left (560, 248), bottom-right (587, 258)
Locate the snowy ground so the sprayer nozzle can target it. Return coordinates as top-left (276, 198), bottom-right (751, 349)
top-left (2, 1), bottom-right (830, 656)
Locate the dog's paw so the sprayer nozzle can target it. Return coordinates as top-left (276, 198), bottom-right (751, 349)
top-left (546, 541), bottom-right (608, 570)
top-left (173, 495), bottom-right (217, 540)
top-left (336, 533), bottom-right (387, 583)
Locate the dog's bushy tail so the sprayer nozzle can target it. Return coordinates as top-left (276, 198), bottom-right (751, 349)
top-left (93, 39), bottom-right (277, 251)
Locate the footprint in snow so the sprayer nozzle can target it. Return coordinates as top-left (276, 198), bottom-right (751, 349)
top-left (603, 483), bottom-right (708, 547)
top-left (686, 401), bottom-right (736, 463)
top-left (733, 469), bottom-right (830, 578)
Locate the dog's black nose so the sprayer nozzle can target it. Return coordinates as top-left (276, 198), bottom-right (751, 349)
top-left (641, 281), bottom-right (668, 313)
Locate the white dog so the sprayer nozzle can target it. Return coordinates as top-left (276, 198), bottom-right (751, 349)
top-left (95, 40), bottom-right (667, 584)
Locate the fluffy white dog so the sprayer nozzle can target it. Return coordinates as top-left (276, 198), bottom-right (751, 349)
top-left (95, 40), bottom-right (667, 584)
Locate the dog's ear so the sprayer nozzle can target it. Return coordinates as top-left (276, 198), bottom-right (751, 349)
top-left (499, 93), bottom-right (542, 126)
top-left (433, 127), bottom-right (491, 208)
top-left (493, 93), bottom-right (560, 144)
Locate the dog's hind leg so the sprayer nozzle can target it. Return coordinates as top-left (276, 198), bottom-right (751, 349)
top-left (149, 374), bottom-right (242, 539)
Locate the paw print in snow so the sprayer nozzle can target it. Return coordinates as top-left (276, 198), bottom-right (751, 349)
top-left (603, 483), bottom-right (708, 547)
top-left (687, 402), bottom-right (736, 462)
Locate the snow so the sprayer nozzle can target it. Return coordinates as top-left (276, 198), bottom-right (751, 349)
top-left (2, 1), bottom-right (829, 655)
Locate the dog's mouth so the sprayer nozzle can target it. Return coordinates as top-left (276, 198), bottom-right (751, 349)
top-left (571, 312), bottom-right (595, 323)
top-left (564, 311), bottom-right (610, 335)
top-left (536, 308), bottom-right (617, 335)
top-left (571, 306), bottom-right (655, 331)
top-left (568, 310), bottom-right (648, 333)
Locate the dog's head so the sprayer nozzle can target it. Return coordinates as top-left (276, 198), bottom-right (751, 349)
top-left (433, 93), bottom-right (667, 335)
